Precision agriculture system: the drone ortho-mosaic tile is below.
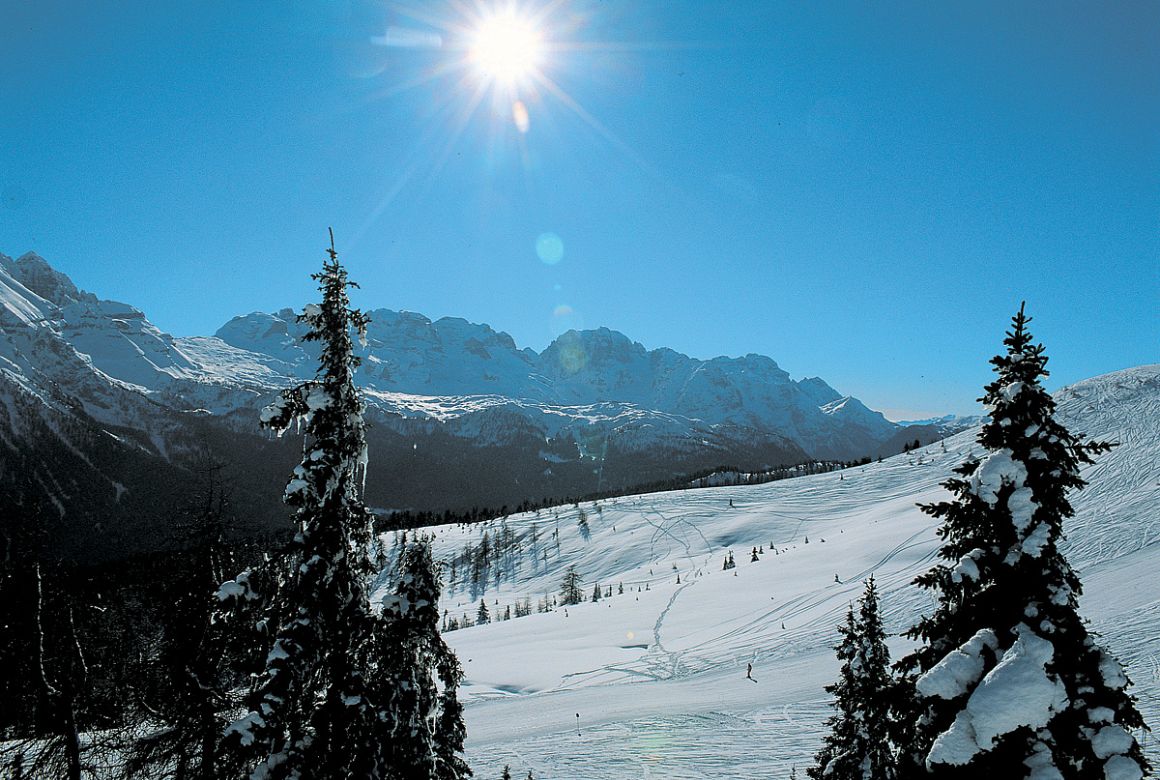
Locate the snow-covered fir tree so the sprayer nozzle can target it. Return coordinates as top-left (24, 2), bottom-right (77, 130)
top-left (378, 539), bottom-right (471, 780)
top-left (216, 238), bottom-right (396, 779)
top-left (215, 240), bottom-right (468, 775)
top-left (896, 305), bottom-right (1150, 779)
top-left (808, 576), bottom-right (896, 780)
top-left (434, 646), bottom-right (472, 780)
top-left (477, 599), bottom-right (490, 625)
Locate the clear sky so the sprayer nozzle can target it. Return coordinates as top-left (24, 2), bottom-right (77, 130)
top-left (2, 1), bottom-right (1157, 418)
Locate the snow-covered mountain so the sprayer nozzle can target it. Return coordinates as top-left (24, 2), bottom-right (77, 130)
top-left (408, 365), bottom-right (1160, 778)
top-left (895, 412), bottom-right (984, 435)
top-left (1, 251), bottom-right (945, 555)
top-left (208, 307), bottom-right (903, 459)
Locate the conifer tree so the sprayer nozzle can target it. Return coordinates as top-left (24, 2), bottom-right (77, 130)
top-left (378, 539), bottom-right (471, 780)
top-left (434, 649), bottom-right (472, 780)
top-left (896, 305), bottom-right (1149, 779)
top-left (477, 600), bottom-right (490, 625)
top-left (560, 566), bottom-right (583, 606)
top-left (219, 235), bottom-right (386, 779)
top-left (592, 582), bottom-right (601, 603)
top-left (809, 577), bottom-right (895, 780)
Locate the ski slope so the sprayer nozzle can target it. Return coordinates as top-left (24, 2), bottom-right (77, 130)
top-left (409, 366), bottom-right (1159, 779)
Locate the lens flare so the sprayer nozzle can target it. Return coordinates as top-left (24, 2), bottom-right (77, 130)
top-left (536, 232), bottom-right (564, 264)
top-left (512, 100), bottom-right (530, 133)
top-left (550, 305), bottom-right (585, 340)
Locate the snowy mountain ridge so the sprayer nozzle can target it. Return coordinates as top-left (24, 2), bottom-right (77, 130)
top-left (0, 251), bottom-right (948, 536)
top-left (1, 250), bottom-right (900, 454)
top-left (209, 306), bottom-right (902, 456)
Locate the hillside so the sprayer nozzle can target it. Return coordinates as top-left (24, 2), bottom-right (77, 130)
top-left (406, 365), bottom-right (1160, 778)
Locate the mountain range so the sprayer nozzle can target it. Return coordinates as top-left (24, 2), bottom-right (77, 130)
top-left (0, 251), bottom-right (955, 558)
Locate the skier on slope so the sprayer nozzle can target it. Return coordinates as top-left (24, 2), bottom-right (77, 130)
top-left (746, 662), bottom-right (753, 681)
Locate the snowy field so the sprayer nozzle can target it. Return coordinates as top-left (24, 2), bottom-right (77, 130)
top-left (403, 366), bottom-right (1159, 779)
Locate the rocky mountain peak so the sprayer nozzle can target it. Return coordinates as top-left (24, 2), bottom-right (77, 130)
top-left (3, 252), bottom-right (95, 307)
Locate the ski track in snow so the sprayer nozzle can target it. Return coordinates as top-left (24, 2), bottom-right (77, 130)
top-left (396, 366), bottom-right (1160, 778)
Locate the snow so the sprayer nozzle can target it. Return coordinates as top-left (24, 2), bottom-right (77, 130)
top-left (216, 580), bottom-right (247, 601)
top-left (1098, 648), bottom-right (1129, 690)
top-left (305, 384), bottom-right (330, 411)
top-left (394, 366), bottom-right (1159, 778)
top-left (1008, 486), bottom-right (1038, 532)
top-left (927, 625), bottom-right (1068, 766)
top-left (1091, 724), bottom-right (1134, 760)
top-left (1021, 520), bottom-right (1051, 557)
top-left (1088, 706), bottom-right (1115, 724)
top-left (969, 448), bottom-right (1028, 507)
top-left (1103, 754), bottom-right (1145, 780)
top-left (914, 629), bottom-right (998, 700)
top-left (999, 381), bottom-right (1025, 403)
top-left (267, 640), bottom-right (291, 664)
top-left (0, 270), bottom-right (52, 327)
top-left (216, 570), bottom-right (259, 602)
top-left (949, 549), bottom-right (983, 583)
top-left (1023, 740), bottom-right (1063, 780)
top-left (224, 712), bottom-right (265, 747)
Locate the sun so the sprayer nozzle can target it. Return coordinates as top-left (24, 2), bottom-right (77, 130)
top-left (468, 9), bottom-right (543, 85)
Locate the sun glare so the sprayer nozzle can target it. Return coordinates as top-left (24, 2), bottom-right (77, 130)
top-left (468, 10), bottom-right (542, 84)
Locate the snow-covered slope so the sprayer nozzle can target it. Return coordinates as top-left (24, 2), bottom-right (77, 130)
top-left (407, 365), bottom-right (1160, 779)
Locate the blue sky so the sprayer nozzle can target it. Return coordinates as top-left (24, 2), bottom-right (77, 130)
top-left (1, 1), bottom-right (1156, 418)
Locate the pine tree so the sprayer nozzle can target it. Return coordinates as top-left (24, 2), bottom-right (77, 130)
top-left (378, 539), bottom-right (471, 780)
top-left (808, 577), bottom-right (895, 780)
top-left (218, 235), bottom-right (386, 779)
top-left (477, 600), bottom-right (490, 625)
top-left (560, 566), bottom-right (583, 606)
top-left (434, 648), bottom-right (471, 780)
top-left (896, 305), bottom-right (1149, 779)
top-left (592, 582), bottom-right (601, 603)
